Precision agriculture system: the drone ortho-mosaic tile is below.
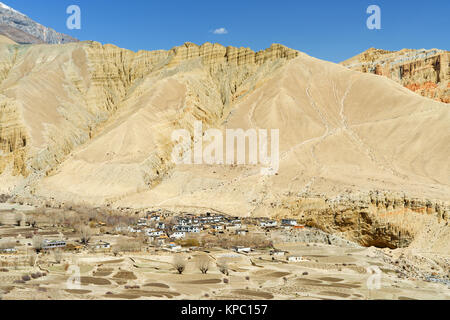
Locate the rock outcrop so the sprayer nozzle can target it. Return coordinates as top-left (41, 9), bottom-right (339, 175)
top-left (341, 48), bottom-right (450, 103)
top-left (271, 191), bottom-right (449, 250)
top-left (0, 40), bottom-right (299, 192)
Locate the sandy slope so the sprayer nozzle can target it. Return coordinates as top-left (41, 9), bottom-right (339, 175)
top-left (0, 34), bottom-right (16, 45)
top-left (101, 54), bottom-right (449, 213)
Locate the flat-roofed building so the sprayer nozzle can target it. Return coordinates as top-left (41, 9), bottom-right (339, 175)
top-left (42, 240), bottom-right (66, 250)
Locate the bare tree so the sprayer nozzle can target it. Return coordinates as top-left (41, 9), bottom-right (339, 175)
top-left (114, 239), bottom-right (142, 253)
top-left (137, 233), bottom-right (148, 245)
top-left (28, 251), bottom-right (37, 267)
top-left (173, 255), bottom-right (187, 274)
top-left (14, 212), bottom-right (25, 226)
top-left (28, 217), bottom-right (37, 228)
top-left (217, 258), bottom-right (229, 276)
top-left (32, 235), bottom-right (44, 253)
top-left (112, 246), bottom-right (121, 257)
top-left (53, 249), bottom-right (63, 264)
top-left (196, 255), bottom-right (210, 274)
top-left (53, 211), bottom-right (66, 227)
top-left (79, 225), bottom-right (92, 245)
top-left (12, 257), bottom-right (19, 270)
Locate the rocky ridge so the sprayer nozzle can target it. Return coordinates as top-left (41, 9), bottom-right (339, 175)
top-left (0, 2), bottom-right (78, 44)
top-left (0, 40), bottom-right (299, 182)
top-left (270, 191), bottom-right (449, 251)
top-left (341, 48), bottom-right (450, 103)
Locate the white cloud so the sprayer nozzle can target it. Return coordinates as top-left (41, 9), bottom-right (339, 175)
top-left (212, 28), bottom-right (228, 35)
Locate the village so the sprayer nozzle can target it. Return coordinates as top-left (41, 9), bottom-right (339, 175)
top-left (0, 202), bottom-right (448, 300)
top-left (0, 203), bottom-right (306, 260)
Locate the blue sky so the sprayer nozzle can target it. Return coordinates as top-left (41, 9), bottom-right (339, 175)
top-left (3, 0), bottom-right (449, 62)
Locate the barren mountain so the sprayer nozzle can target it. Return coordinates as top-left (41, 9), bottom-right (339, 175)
top-left (341, 48), bottom-right (450, 103)
top-left (0, 40), bottom-right (448, 250)
top-left (0, 2), bottom-right (78, 44)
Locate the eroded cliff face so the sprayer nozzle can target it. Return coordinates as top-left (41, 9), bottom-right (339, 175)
top-left (0, 40), bottom-right (299, 193)
top-left (0, 98), bottom-right (27, 176)
top-left (342, 48), bottom-right (450, 103)
top-left (0, 44), bottom-right (27, 177)
top-left (270, 192), bottom-right (449, 250)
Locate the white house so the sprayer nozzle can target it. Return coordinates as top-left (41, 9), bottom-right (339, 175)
top-left (227, 223), bottom-right (242, 230)
top-left (235, 229), bottom-right (248, 236)
top-left (173, 225), bottom-right (201, 233)
top-left (260, 220), bottom-right (278, 228)
top-left (42, 240), bottom-right (67, 250)
top-left (287, 256), bottom-right (305, 262)
top-left (127, 226), bottom-right (142, 233)
top-left (270, 250), bottom-right (287, 257)
top-left (211, 225), bottom-right (223, 231)
top-left (282, 219), bottom-right (298, 226)
top-left (170, 245), bottom-right (182, 252)
top-left (157, 222), bottom-right (165, 230)
top-left (137, 219), bottom-right (148, 226)
top-left (190, 226), bottom-right (202, 233)
top-left (90, 241), bottom-right (111, 250)
top-left (179, 219), bottom-right (192, 226)
top-left (170, 232), bottom-right (186, 239)
top-left (147, 230), bottom-right (165, 237)
top-left (233, 246), bottom-right (251, 253)
top-left (199, 215), bottom-right (224, 224)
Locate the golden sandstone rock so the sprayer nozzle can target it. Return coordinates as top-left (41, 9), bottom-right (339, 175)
top-left (0, 39), bottom-right (448, 250)
top-left (341, 48), bottom-right (450, 103)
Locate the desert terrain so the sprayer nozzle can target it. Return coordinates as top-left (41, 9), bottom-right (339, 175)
top-left (0, 13), bottom-right (448, 301)
top-left (0, 37), bottom-right (448, 256)
top-left (3, 245), bottom-right (449, 301)
top-left (0, 203), bottom-right (449, 300)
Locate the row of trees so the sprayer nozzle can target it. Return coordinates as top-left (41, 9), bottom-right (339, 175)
top-left (0, 212), bottom-right (27, 227)
top-left (21, 204), bottom-right (139, 231)
top-left (199, 234), bottom-right (273, 249)
top-left (172, 255), bottom-right (229, 275)
top-left (112, 239), bottom-right (143, 255)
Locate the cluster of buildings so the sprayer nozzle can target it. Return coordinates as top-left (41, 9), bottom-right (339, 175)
top-left (0, 207), bottom-right (306, 256)
top-left (121, 212), bottom-right (242, 244)
top-left (41, 239), bottom-right (111, 251)
top-left (117, 211), bottom-right (304, 248)
top-left (0, 238), bottom-right (112, 255)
